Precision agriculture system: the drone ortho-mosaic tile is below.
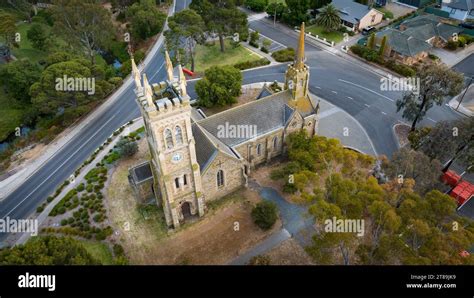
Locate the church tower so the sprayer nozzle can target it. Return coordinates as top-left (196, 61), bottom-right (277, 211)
top-left (284, 22), bottom-right (310, 104)
top-left (132, 53), bottom-right (204, 229)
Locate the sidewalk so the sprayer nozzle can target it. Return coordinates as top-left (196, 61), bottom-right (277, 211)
top-left (241, 42), bottom-right (278, 65)
top-left (0, 1), bottom-right (176, 201)
top-left (448, 84), bottom-right (474, 117)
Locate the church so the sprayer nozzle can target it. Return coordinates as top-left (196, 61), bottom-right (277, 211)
top-left (128, 23), bottom-right (320, 229)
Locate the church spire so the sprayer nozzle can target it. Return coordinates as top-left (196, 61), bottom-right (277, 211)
top-left (178, 64), bottom-right (187, 97)
top-left (142, 73), bottom-right (155, 108)
top-left (164, 50), bottom-right (174, 82)
top-left (295, 22), bottom-right (306, 70)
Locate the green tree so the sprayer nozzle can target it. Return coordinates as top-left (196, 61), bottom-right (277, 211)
top-left (27, 23), bottom-right (48, 50)
top-left (165, 9), bottom-right (205, 72)
top-left (266, 2), bottom-right (286, 21)
top-left (0, 59), bottom-right (41, 102)
top-left (378, 35), bottom-right (387, 56)
top-left (127, 0), bottom-right (167, 41)
top-left (0, 12), bottom-right (17, 58)
top-left (417, 118), bottom-right (474, 172)
top-left (0, 236), bottom-right (99, 265)
top-left (396, 64), bottom-right (464, 131)
top-left (117, 137), bottom-right (138, 157)
top-left (195, 65), bottom-right (242, 107)
top-left (315, 4), bottom-right (341, 32)
top-left (51, 0), bottom-right (114, 64)
top-left (245, 0), bottom-right (268, 12)
top-left (282, 0), bottom-right (310, 26)
top-left (312, 0), bottom-right (331, 9)
top-left (190, 0), bottom-right (248, 52)
top-left (251, 201), bottom-right (278, 230)
top-left (367, 33), bottom-right (376, 49)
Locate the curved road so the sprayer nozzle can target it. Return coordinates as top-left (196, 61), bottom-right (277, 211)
top-left (0, 1), bottom-right (462, 244)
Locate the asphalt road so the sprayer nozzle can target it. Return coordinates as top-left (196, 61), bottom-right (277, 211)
top-left (0, 3), bottom-right (464, 244)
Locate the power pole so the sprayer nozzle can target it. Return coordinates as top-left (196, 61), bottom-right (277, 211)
top-left (274, 5), bottom-right (277, 27)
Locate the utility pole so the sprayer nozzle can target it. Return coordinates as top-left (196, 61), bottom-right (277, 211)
top-left (456, 76), bottom-right (473, 111)
top-left (274, 5), bottom-right (277, 27)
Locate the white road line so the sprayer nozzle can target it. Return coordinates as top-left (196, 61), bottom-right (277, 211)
top-left (315, 86), bottom-right (321, 89)
top-left (338, 79), bottom-right (395, 102)
top-left (150, 62), bottom-right (165, 81)
top-left (427, 117), bottom-right (436, 123)
top-left (331, 91), bottom-right (337, 94)
top-left (347, 96), bottom-right (353, 100)
top-left (3, 116), bottom-right (116, 219)
top-left (364, 104), bottom-right (370, 108)
top-left (381, 111), bottom-right (387, 115)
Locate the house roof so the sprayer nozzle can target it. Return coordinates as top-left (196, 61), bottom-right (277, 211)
top-left (376, 28), bottom-right (432, 56)
top-left (192, 123), bottom-right (218, 171)
top-left (330, 0), bottom-right (377, 24)
top-left (401, 14), bottom-right (462, 41)
top-left (445, 0), bottom-right (474, 11)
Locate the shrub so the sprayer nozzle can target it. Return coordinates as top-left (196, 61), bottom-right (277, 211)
top-left (76, 183), bottom-right (85, 192)
top-left (260, 46), bottom-right (269, 53)
top-left (233, 58), bottom-right (270, 70)
top-left (428, 53), bottom-right (439, 60)
top-left (117, 137), bottom-right (139, 157)
top-left (36, 206), bottom-right (44, 213)
top-left (446, 40), bottom-right (458, 50)
top-left (249, 30), bottom-right (260, 47)
top-left (271, 48), bottom-right (295, 62)
top-left (245, 0), bottom-right (268, 12)
top-left (60, 219), bottom-right (68, 226)
top-left (251, 201), bottom-right (278, 230)
top-left (47, 196), bottom-right (54, 203)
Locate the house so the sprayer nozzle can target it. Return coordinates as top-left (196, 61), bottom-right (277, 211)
top-left (375, 14), bottom-right (462, 64)
top-left (440, 0), bottom-right (474, 21)
top-left (128, 25), bottom-right (320, 229)
top-left (396, 0), bottom-right (433, 8)
top-left (320, 0), bottom-right (384, 31)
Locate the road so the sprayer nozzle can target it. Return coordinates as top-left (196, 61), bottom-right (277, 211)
top-left (0, 2), bottom-right (464, 244)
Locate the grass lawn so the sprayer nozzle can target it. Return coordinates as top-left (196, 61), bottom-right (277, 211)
top-left (0, 90), bottom-right (25, 142)
top-left (80, 240), bottom-right (114, 265)
top-left (306, 25), bottom-right (344, 44)
top-left (192, 39), bottom-right (262, 73)
top-left (12, 23), bottom-right (48, 64)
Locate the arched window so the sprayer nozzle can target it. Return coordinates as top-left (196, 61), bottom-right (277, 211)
top-left (217, 170), bottom-right (224, 187)
top-left (256, 144), bottom-right (262, 156)
top-left (175, 126), bottom-right (183, 145)
top-left (165, 129), bottom-right (173, 149)
top-left (273, 137), bottom-right (278, 149)
top-left (175, 177), bottom-right (180, 189)
top-left (183, 174), bottom-right (188, 186)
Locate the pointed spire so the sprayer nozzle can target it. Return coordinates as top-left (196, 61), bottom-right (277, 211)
top-left (295, 22), bottom-right (306, 70)
top-left (142, 74), bottom-right (154, 108)
top-left (178, 64), bottom-right (187, 97)
top-left (131, 58), bottom-right (142, 90)
top-left (164, 50), bottom-right (174, 82)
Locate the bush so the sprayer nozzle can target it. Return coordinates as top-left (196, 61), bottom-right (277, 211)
top-left (36, 206), bottom-right (44, 213)
top-left (428, 53), bottom-right (439, 60)
top-left (76, 183), bottom-right (85, 192)
top-left (233, 58), bottom-right (270, 70)
top-left (251, 201), bottom-right (278, 230)
top-left (384, 60), bottom-right (416, 77)
top-left (260, 46), bottom-right (269, 53)
top-left (60, 219), bottom-right (68, 226)
top-left (271, 48), bottom-right (295, 62)
top-left (446, 40), bottom-right (458, 50)
top-left (117, 137), bottom-right (139, 157)
top-left (245, 0), bottom-right (268, 12)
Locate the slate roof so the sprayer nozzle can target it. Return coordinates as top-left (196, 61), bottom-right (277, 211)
top-left (401, 15), bottom-right (462, 41)
top-left (376, 28), bottom-right (432, 56)
top-left (330, 0), bottom-right (375, 24)
top-left (192, 123), bottom-right (218, 171)
top-left (129, 161), bottom-right (153, 184)
top-left (256, 85), bottom-right (273, 100)
top-left (445, 0), bottom-right (474, 11)
top-left (458, 196), bottom-right (474, 219)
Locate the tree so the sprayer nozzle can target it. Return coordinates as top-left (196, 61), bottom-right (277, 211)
top-left (315, 4), bottom-right (341, 32)
top-left (367, 33), bottom-right (376, 49)
top-left (378, 35), bottom-right (387, 56)
top-left (195, 65), bottom-right (242, 107)
top-left (51, 0), bottom-right (114, 64)
top-left (0, 59), bottom-right (41, 102)
top-left (165, 9), bottom-right (205, 72)
top-left (312, 0), bottom-right (331, 9)
top-left (396, 64), bottom-right (464, 131)
top-left (244, 0), bottom-right (268, 12)
top-left (127, 0), bottom-right (167, 41)
top-left (266, 2), bottom-right (286, 21)
top-left (117, 137), bottom-right (138, 157)
top-left (282, 0), bottom-right (310, 26)
top-left (251, 201), bottom-right (278, 230)
top-left (30, 58), bottom-right (115, 115)
top-left (0, 12), bottom-right (17, 59)
top-left (0, 236), bottom-right (99, 265)
top-left (27, 23), bottom-right (48, 50)
top-left (417, 118), bottom-right (474, 172)
top-left (381, 148), bottom-right (442, 195)
top-left (190, 0), bottom-right (248, 52)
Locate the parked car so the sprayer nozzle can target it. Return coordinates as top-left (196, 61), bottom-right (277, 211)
top-left (460, 22), bottom-right (474, 29)
top-left (362, 26), bottom-right (376, 35)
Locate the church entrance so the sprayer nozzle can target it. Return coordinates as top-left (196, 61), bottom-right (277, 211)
top-left (181, 202), bottom-right (192, 219)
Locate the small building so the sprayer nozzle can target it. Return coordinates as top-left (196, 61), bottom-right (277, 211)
top-left (396, 0), bottom-right (433, 8)
top-left (440, 0), bottom-right (474, 21)
top-left (319, 0), bottom-right (384, 32)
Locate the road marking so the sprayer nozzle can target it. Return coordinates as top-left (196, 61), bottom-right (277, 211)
top-left (427, 117), bottom-right (436, 123)
top-left (319, 107), bottom-right (341, 119)
top-left (315, 86), bottom-right (321, 89)
top-left (338, 79), bottom-right (395, 102)
top-left (150, 62), bottom-right (165, 81)
top-left (331, 90), bottom-right (337, 94)
top-left (381, 111), bottom-right (387, 115)
top-left (364, 104), bottom-right (370, 108)
top-left (347, 96), bottom-right (353, 100)
top-left (3, 116), bottom-right (116, 219)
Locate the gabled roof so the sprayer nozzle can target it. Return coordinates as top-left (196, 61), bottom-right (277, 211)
top-left (256, 85), bottom-right (273, 100)
top-left (376, 28), bottom-right (432, 56)
top-left (330, 0), bottom-right (378, 24)
top-left (192, 123), bottom-right (217, 171)
top-left (401, 14), bottom-right (462, 41)
top-left (444, 0), bottom-right (474, 11)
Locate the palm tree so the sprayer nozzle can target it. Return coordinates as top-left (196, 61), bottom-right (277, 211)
top-left (315, 4), bottom-right (341, 32)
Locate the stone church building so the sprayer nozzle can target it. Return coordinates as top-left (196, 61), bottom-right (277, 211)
top-left (129, 23), bottom-right (320, 228)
